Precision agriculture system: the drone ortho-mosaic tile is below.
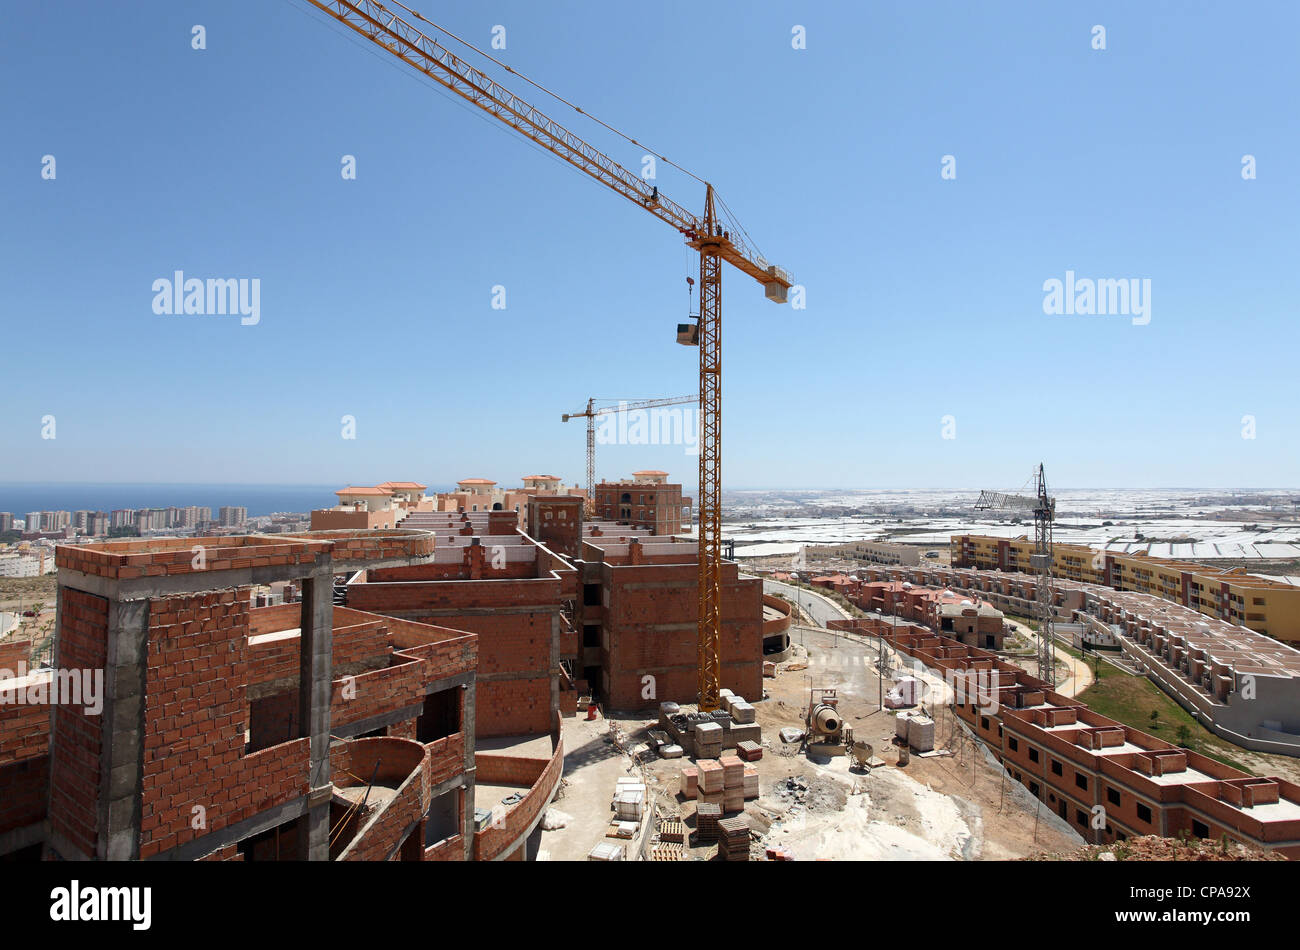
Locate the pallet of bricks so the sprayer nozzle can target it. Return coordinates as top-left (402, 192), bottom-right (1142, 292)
top-left (680, 759), bottom-right (759, 806)
top-left (680, 754), bottom-right (759, 847)
top-left (718, 815), bottom-right (750, 862)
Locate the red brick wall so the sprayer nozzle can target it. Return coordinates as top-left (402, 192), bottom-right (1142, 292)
top-left (473, 735), bottom-right (562, 860)
top-left (426, 732), bottom-right (465, 787)
top-left (0, 756), bottom-right (48, 835)
top-left (424, 833), bottom-right (463, 861)
top-left (0, 640), bottom-right (31, 668)
top-left (332, 737), bottom-right (429, 862)
top-left (48, 588), bottom-right (108, 857)
top-left (602, 565), bottom-right (762, 708)
top-left (346, 580), bottom-right (555, 738)
top-left (139, 590), bottom-right (309, 859)
top-left (330, 651), bottom-right (426, 727)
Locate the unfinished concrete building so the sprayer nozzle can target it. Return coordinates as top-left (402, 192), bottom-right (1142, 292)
top-left (0, 531), bottom-right (563, 862)
top-left (572, 523), bottom-right (763, 709)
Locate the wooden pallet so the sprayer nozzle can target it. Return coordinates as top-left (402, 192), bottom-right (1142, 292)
top-left (650, 841), bottom-right (686, 861)
top-left (659, 818), bottom-right (686, 843)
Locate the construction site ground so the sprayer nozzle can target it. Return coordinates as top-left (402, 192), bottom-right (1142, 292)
top-left (540, 625), bottom-right (1084, 861)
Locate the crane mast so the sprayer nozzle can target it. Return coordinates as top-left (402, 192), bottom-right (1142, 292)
top-left (975, 464), bottom-right (1057, 684)
top-left (302, 0), bottom-right (791, 713)
top-left (562, 395), bottom-right (695, 517)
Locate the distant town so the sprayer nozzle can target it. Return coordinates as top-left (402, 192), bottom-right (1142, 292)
top-left (0, 505), bottom-right (310, 578)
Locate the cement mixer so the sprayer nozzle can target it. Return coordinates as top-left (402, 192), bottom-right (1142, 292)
top-left (805, 688), bottom-right (851, 755)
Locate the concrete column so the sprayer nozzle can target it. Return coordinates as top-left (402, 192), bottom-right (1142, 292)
top-left (299, 567), bottom-right (333, 860)
top-left (96, 596), bottom-right (150, 860)
top-left (461, 681), bottom-right (476, 860)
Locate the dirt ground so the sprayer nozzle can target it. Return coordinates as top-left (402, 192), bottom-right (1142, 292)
top-left (0, 578), bottom-right (55, 646)
top-left (544, 626), bottom-right (1083, 861)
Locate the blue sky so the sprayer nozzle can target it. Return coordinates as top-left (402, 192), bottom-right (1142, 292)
top-left (2, 0), bottom-right (1296, 492)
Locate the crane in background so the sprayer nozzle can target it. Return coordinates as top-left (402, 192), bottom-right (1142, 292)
top-left (974, 464), bottom-right (1058, 684)
top-left (301, 0), bottom-right (793, 712)
top-left (562, 396), bottom-right (696, 516)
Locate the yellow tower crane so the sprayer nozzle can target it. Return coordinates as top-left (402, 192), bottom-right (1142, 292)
top-left (561, 396), bottom-right (696, 517)
top-left (301, 0), bottom-right (793, 712)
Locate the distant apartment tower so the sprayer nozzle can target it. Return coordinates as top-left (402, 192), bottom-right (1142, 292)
top-left (135, 508), bottom-right (169, 533)
top-left (594, 471), bottom-right (688, 536)
top-left (110, 509), bottom-right (135, 530)
top-left (178, 505), bottom-right (211, 528)
top-left (24, 512), bottom-right (41, 533)
top-left (89, 512), bottom-right (109, 537)
top-left (0, 513), bottom-right (12, 532)
top-left (219, 506), bottom-right (248, 527)
top-left (72, 510), bottom-right (93, 533)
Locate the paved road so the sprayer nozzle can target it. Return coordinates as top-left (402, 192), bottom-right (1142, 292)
top-left (762, 579), bottom-right (850, 628)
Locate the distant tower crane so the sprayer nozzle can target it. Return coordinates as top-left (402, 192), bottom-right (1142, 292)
top-left (301, 0), bottom-right (793, 712)
top-left (974, 464), bottom-right (1057, 684)
top-left (562, 396), bottom-right (696, 516)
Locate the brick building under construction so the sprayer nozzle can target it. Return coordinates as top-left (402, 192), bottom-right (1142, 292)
top-left (0, 474), bottom-right (763, 862)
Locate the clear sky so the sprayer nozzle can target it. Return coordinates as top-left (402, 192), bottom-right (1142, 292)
top-left (2, 0), bottom-right (1296, 493)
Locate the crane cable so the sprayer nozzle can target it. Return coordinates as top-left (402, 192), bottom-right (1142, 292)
top-left (389, 1), bottom-right (710, 188)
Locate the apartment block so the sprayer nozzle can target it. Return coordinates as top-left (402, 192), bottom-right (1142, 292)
top-left (829, 614), bottom-right (1300, 857)
top-left (951, 534), bottom-right (1300, 642)
top-left (343, 510), bottom-right (577, 738)
top-left (855, 561), bottom-right (1300, 756)
top-left (810, 540), bottom-right (921, 566)
top-left (594, 470), bottom-right (690, 537)
top-left (219, 506), bottom-right (249, 528)
top-left (574, 522), bottom-right (763, 709)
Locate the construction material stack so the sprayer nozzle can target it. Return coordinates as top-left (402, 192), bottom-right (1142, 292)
top-left (697, 759), bottom-right (724, 808)
top-left (720, 754), bottom-right (745, 812)
top-left (736, 739), bottom-right (763, 762)
top-left (680, 764), bottom-right (699, 798)
top-left (695, 720), bottom-right (724, 760)
top-left (613, 778), bottom-right (647, 821)
top-left (718, 816), bottom-right (750, 861)
top-left (696, 802), bottom-right (722, 842)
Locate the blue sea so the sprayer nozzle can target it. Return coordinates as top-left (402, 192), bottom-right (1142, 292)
top-left (0, 483), bottom-right (344, 518)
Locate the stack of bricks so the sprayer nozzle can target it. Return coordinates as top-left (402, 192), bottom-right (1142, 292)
top-left (694, 721), bottom-right (723, 760)
top-left (680, 764), bottom-right (699, 799)
top-left (729, 699), bottom-right (756, 725)
top-left (736, 739), bottom-right (763, 762)
top-left (720, 754), bottom-right (745, 812)
top-left (697, 759), bottom-right (724, 807)
top-left (696, 802), bottom-right (722, 842)
top-left (718, 815), bottom-right (749, 861)
top-left (685, 757), bottom-right (760, 810)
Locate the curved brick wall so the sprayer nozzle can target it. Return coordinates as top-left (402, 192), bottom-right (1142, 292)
top-left (473, 718), bottom-right (563, 861)
top-left (282, 529), bottom-right (437, 565)
top-left (333, 736), bottom-right (429, 862)
top-left (762, 594), bottom-right (792, 636)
